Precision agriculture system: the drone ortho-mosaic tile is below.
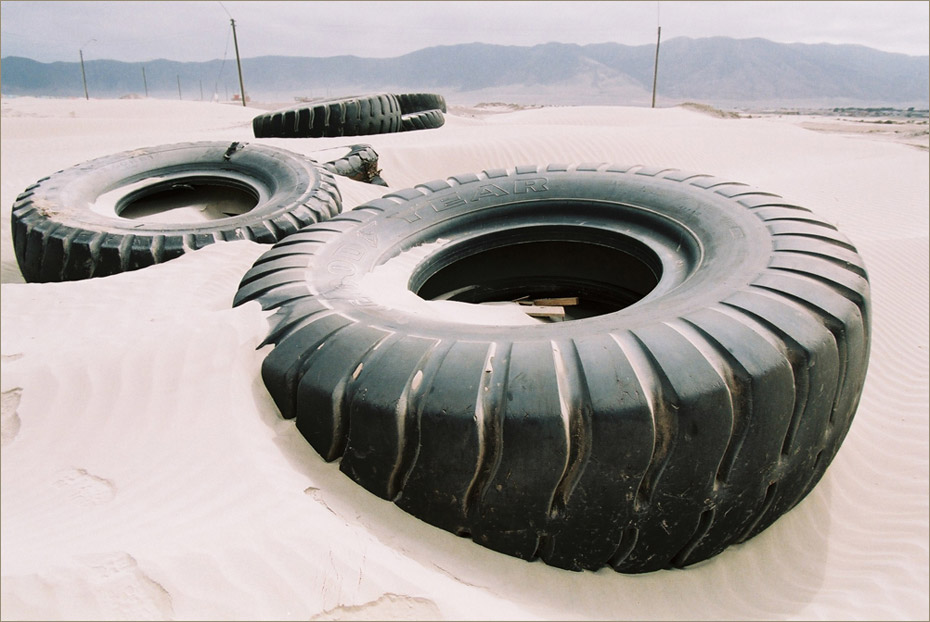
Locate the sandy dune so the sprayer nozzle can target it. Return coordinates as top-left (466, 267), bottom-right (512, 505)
top-left (1, 96), bottom-right (927, 620)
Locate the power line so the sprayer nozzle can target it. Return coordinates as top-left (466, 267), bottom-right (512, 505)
top-left (214, 24), bottom-right (232, 97)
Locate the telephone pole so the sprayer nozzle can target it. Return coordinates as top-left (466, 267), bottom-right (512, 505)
top-left (230, 18), bottom-right (246, 106)
top-left (80, 49), bottom-right (89, 100)
top-left (651, 2), bottom-right (661, 108)
top-left (79, 38), bottom-right (95, 100)
top-left (651, 25), bottom-right (661, 108)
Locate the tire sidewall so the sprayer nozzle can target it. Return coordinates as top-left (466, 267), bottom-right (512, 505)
top-left (31, 142), bottom-right (331, 234)
top-left (306, 167), bottom-right (773, 339)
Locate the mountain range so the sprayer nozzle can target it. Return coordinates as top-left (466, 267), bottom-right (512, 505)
top-left (2, 37), bottom-right (927, 108)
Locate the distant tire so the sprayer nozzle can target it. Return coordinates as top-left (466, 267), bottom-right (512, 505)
top-left (395, 92), bottom-right (447, 114)
top-left (317, 144), bottom-right (388, 186)
top-left (401, 109), bottom-right (445, 132)
top-left (234, 164), bottom-right (871, 573)
top-left (252, 93), bottom-right (402, 138)
top-left (11, 141), bottom-right (341, 282)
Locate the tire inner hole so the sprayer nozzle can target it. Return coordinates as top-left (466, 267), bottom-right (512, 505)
top-left (117, 177), bottom-right (259, 222)
top-left (414, 237), bottom-right (661, 322)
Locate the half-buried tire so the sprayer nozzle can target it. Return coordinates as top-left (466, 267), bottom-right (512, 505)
top-left (401, 109), bottom-right (445, 132)
top-left (11, 141), bottom-right (342, 282)
top-left (395, 92), bottom-right (447, 114)
top-left (252, 93), bottom-right (402, 138)
top-left (315, 144), bottom-right (388, 186)
top-left (234, 164), bottom-right (871, 573)
top-left (395, 92), bottom-right (446, 132)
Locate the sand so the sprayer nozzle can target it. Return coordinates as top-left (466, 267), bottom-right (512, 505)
top-left (1, 96), bottom-right (927, 621)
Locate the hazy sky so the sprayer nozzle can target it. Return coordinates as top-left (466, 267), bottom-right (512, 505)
top-left (1, 1), bottom-right (928, 63)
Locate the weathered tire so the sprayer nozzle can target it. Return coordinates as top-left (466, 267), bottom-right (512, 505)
top-left (11, 141), bottom-right (341, 282)
top-left (317, 144), bottom-right (388, 186)
top-left (234, 164), bottom-right (871, 573)
top-left (395, 92), bottom-right (448, 114)
top-left (252, 94), bottom-right (402, 138)
top-left (401, 109), bottom-right (445, 132)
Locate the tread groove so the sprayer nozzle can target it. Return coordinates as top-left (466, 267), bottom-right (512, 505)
top-left (768, 265), bottom-right (868, 311)
top-left (261, 307), bottom-right (336, 348)
top-left (530, 534), bottom-right (547, 561)
top-left (774, 248), bottom-right (868, 279)
top-left (81, 231), bottom-right (108, 277)
top-left (751, 283), bottom-right (850, 425)
top-left (788, 450), bottom-right (826, 511)
top-left (51, 227), bottom-right (81, 281)
top-left (463, 341), bottom-right (512, 518)
top-left (278, 211), bottom-right (304, 232)
top-left (719, 301), bottom-right (810, 457)
top-left (764, 217), bottom-right (839, 231)
top-left (736, 482), bottom-right (778, 543)
top-left (390, 339), bottom-right (455, 500)
top-left (548, 338), bottom-right (593, 518)
top-left (676, 319), bottom-right (751, 485)
top-left (117, 234), bottom-right (134, 271)
top-left (744, 202), bottom-right (812, 212)
top-left (670, 508), bottom-right (716, 567)
top-left (338, 332), bottom-right (401, 460)
top-left (608, 526), bottom-right (639, 569)
top-left (771, 231), bottom-right (857, 252)
top-left (612, 331), bottom-right (675, 511)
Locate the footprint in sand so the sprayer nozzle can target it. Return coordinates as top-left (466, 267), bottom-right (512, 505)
top-left (54, 468), bottom-right (117, 506)
top-left (80, 552), bottom-right (174, 619)
top-left (310, 593), bottom-right (441, 621)
top-left (1, 387), bottom-right (23, 446)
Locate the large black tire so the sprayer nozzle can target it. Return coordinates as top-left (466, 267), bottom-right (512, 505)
top-left (317, 144), bottom-right (388, 186)
top-left (395, 92), bottom-right (448, 114)
top-left (234, 164), bottom-right (871, 573)
top-left (401, 109), bottom-right (445, 132)
top-left (252, 94), bottom-right (402, 138)
top-left (11, 141), bottom-right (341, 282)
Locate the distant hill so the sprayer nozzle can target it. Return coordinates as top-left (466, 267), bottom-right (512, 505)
top-left (2, 37), bottom-right (927, 108)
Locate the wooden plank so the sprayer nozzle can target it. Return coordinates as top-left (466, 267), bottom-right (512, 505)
top-left (523, 305), bottom-right (566, 318)
top-left (529, 297), bottom-right (579, 307)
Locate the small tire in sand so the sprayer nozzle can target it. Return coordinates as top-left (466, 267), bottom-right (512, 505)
top-left (252, 94), bottom-right (402, 138)
top-left (234, 164), bottom-right (871, 573)
top-left (316, 144), bottom-right (388, 186)
top-left (11, 141), bottom-right (341, 282)
top-left (401, 109), bottom-right (445, 132)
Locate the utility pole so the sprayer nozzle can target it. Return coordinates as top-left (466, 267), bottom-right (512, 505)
top-left (80, 49), bottom-right (89, 100)
top-left (79, 38), bottom-right (96, 100)
top-left (651, 26), bottom-right (661, 108)
top-left (142, 66), bottom-right (148, 97)
top-left (230, 18), bottom-right (247, 106)
top-left (177, 75), bottom-right (182, 100)
top-left (651, 3), bottom-right (661, 108)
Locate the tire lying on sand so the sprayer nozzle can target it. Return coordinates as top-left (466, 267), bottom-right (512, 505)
top-left (395, 92), bottom-right (446, 132)
top-left (11, 141), bottom-right (341, 282)
top-left (395, 92), bottom-right (448, 114)
top-left (234, 164), bottom-right (871, 573)
top-left (252, 93), bottom-right (402, 138)
top-left (315, 144), bottom-right (388, 186)
top-left (401, 109), bottom-right (445, 132)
